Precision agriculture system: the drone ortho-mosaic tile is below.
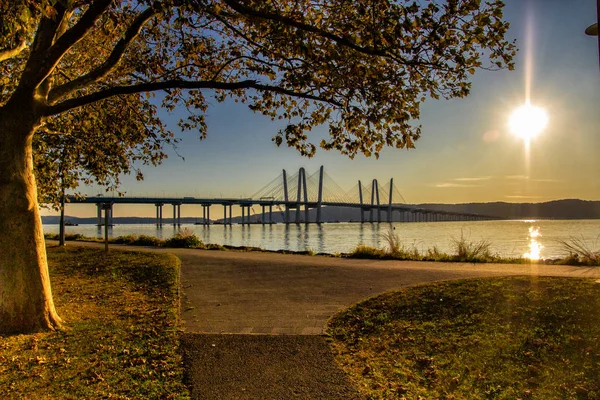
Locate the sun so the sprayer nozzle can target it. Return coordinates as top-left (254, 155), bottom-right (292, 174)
top-left (508, 103), bottom-right (549, 140)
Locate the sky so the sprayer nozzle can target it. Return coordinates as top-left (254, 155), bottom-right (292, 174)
top-left (46, 0), bottom-right (600, 218)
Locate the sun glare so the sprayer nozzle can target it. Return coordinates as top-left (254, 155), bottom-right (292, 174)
top-left (509, 103), bottom-right (549, 141)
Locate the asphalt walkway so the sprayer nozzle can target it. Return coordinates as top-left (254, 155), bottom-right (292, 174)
top-left (51, 241), bottom-right (600, 399)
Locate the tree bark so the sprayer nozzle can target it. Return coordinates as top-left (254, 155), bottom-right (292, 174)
top-left (0, 100), bottom-right (62, 334)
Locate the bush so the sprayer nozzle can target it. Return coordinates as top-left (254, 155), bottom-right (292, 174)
top-left (112, 234), bottom-right (138, 244)
top-left (133, 235), bottom-right (163, 247)
top-left (349, 245), bottom-right (387, 259)
top-left (164, 228), bottom-right (203, 248)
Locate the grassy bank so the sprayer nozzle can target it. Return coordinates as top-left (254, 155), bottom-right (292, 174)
top-left (45, 228), bottom-right (600, 266)
top-left (328, 276), bottom-right (600, 399)
top-left (0, 246), bottom-right (189, 399)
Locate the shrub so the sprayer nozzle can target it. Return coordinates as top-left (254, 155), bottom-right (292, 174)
top-left (133, 235), bottom-right (163, 247)
top-left (349, 245), bottom-right (387, 259)
top-left (164, 228), bottom-right (203, 248)
top-left (113, 234), bottom-right (138, 244)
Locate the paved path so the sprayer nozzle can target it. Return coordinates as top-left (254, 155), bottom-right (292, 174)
top-left (51, 241), bottom-right (600, 399)
top-left (50, 241), bottom-right (600, 335)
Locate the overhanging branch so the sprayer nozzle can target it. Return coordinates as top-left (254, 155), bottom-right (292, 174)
top-left (0, 39), bottom-right (27, 62)
top-left (45, 79), bottom-right (341, 115)
top-left (48, 5), bottom-right (159, 104)
top-left (33, 0), bottom-right (113, 89)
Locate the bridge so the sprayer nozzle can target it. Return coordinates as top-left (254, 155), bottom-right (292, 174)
top-left (66, 166), bottom-right (502, 226)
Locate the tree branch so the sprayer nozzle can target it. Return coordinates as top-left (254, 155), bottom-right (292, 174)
top-left (45, 79), bottom-right (341, 115)
top-left (222, 0), bottom-right (391, 59)
top-left (32, 0), bottom-right (113, 89)
top-left (48, 4), bottom-right (159, 104)
top-left (0, 39), bottom-right (27, 62)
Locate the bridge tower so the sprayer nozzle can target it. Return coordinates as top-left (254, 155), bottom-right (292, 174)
top-left (283, 169), bottom-right (290, 223)
top-left (358, 180), bottom-right (365, 223)
top-left (294, 167), bottom-right (310, 223)
top-left (316, 166), bottom-right (324, 224)
top-left (388, 178), bottom-right (394, 223)
top-left (370, 179), bottom-right (381, 222)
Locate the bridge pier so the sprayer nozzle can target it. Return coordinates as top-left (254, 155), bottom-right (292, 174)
top-left (269, 204), bottom-right (273, 224)
top-left (96, 202), bottom-right (114, 226)
top-left (155, 203), bottom-right (164, 226)
top-left (172, 203), bottom-right (181, 226)
top-left (316, 166), bottom-right (324, 224)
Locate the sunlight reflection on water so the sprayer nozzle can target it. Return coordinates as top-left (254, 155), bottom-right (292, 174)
top-left (523, 226), bottom-right (543, 260)
top-left (43, 220), bottom-right (599, 259)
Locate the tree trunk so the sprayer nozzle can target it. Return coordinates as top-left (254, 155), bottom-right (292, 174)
top-left (0, 102), bottom-right (62, 334)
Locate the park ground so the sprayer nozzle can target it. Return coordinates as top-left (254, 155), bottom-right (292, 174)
top-left (1, 242), bottom-right (599, 399)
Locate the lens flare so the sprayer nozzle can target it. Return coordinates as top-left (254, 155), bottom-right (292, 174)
top-left (509, 103), bottom-right (549, 140)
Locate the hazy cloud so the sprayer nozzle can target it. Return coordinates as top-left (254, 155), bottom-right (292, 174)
top-left (504, 175), bottom-right (529, 180)
top-left (505, 195), bottom-right (542, 199)
top-left (435, 183), bottom-right (484, 188)
top-left (454, 176), bottom-right (492, 182)
top-left (532, 178), bottom-right (561, 183)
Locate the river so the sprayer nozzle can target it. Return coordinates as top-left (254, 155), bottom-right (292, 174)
top-left (43, 219), bottom-right (599, 260)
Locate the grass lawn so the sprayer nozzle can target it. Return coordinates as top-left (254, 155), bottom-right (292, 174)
top-left (0, 246), bottom-right (189, 399)
top-left (328, 276), bottom-right (600, 400)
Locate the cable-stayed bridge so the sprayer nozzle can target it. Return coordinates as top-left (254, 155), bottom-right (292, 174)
top-left (67, 166), bottom-right (502, 225)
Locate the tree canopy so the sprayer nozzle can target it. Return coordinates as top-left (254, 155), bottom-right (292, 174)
top-left (0, 0), bottom-right (516, 334)
top-left (1, 0), bottom-right (515, 201)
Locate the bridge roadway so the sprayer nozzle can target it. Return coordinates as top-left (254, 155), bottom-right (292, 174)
top-left (66, 195), bottom-right (502, 225)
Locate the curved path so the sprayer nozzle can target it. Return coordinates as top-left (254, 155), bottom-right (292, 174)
top-left (51, 241), bottom-right (600, 335)
top-left (53, 241), bottom-right (600, 399)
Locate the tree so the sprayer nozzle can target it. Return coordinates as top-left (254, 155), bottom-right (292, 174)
top-left (0, 0), bottom-right (515, 334)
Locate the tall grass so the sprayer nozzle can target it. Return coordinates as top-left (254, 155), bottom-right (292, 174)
top-left (381, 228), bottom-right (402, 255)
top-left (450, 230), bottom-right (493, 262)
top-left (557, 235), bottom-right (600, 266)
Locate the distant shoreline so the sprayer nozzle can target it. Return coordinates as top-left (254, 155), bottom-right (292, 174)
top-left (42, 199), bottom-right (600, 224)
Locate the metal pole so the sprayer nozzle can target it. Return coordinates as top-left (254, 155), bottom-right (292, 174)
top-left (59, 188), bottom-right (66, 246)
top-left (104, 204), bottom-right (109, 252)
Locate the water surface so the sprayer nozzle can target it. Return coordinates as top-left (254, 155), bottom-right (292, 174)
top-left (44, 220), bottom-right (600, 260)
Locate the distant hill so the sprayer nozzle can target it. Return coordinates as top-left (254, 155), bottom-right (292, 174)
top-left (42, 199), bottom-right (600, 224)
top-left (415, 199), bottom-right (600, 220)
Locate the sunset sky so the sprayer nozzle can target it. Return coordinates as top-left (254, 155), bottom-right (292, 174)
top-left (45, 0), bottom-right (600, 218)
